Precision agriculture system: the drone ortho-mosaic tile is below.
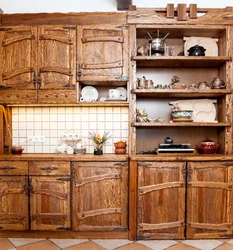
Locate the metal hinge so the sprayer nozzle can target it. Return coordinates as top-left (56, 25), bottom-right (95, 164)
top-left (57, 226), bottom-right (72, 231)
top-left (115, 25), bottom-right (128, 30)
top-left (138, 162), bottom-right (152, 167)
top-left (115, 76), bottom-right (128, 81)
top-left (63, 26), bottom-right (76, 30)
top-left (0, 27), bottom-right (12, 31)
top-left (223, 162), bottom-right (233, 166)
top-left (56, 177), bottom-right (71, 181)
top-left (113, 162), bottom-right (128, 167)
top-left (137, 235), bottom-right (151, 240)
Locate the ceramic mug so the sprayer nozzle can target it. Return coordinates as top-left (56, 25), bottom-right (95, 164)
top-left (109, 89), bottom-right (120, 99)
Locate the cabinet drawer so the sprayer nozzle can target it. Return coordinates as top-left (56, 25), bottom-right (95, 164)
top-left (29, 161), bottom-right (70, 176)
top-left (0, 161), bottom-right (28, 175)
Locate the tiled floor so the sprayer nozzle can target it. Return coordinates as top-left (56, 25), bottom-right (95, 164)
top-left (1, 238), bottom-right (233, 250)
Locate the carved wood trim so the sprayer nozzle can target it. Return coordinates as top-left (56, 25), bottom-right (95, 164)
top-left (188, 181), bottom-right (232, 190)
top-left (188, 222), bottom-right (231, 230)
top-left (75, 173), bottom-right (120, 186)
top-left (40, 67), bottom-right (73, 76)
top-left (2, 34), bottom-right (35, 46)
top-left (139, 220), bottom-right (184, 231)
top-left (139, 181), bottom-right (184, 195)
top-left (77, 208), bottom-right (122, 220)
top-left (81, 60), bottom-right (123, 70)
top-left (39, 34), bottom-right (74, 44)
top-left (32, 189), bottom-right (68, 199)
top-left (0, 213), bottom-right (25, 220)
top-left (82, 36), bottom-right (124, 43)
top-left (2, 68), bottom-right (35, 80)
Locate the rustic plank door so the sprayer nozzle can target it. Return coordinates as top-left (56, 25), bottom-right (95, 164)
top-left (77, 24), bottom-right (128, 82)
top-left (0, 26), bottom-right (37, 103)
top-left (37, 25), bottom-right (77, 103)
top-left (30, 176), bottom-right (71, 231)
top-left (186, 161), bottom-right (232, 239)
top-left (137, 161), bottom-right (185, 240)
top-left (0, 176), bottom-right (29, 230)
top-left (72, 161), bottom-right (128, 231)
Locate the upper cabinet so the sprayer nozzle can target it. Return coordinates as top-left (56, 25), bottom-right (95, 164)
top-left (0, 25), bottom-right (77, 104)
top-left (77, 24), bottom-right (128, 82)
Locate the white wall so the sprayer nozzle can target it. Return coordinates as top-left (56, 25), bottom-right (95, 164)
top-left (0, 0), bottom-right (233, 14)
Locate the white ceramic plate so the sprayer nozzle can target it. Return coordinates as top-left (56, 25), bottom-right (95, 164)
top-left (184, 37), bottom-right (218, 56)
top-left (106, 97), bottom-right (126, 101)
top-left (116, 87), bottom-right (127, 100)
top-left (81, 86), bottom-right (98, 102)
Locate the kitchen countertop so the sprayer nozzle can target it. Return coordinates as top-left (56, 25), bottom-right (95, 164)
top-left (0, 153), bottom-right (129, 161)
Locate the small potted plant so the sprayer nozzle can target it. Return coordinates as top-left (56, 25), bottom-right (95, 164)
top-left (88, 131), bottom-right (111, 155)
top-left (171, 75), bottom-right (186, 89)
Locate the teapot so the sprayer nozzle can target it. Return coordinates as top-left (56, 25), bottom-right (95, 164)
top-left (211, 77), bottom-right (226, 89)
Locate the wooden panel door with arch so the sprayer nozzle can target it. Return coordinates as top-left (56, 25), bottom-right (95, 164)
top-left (0, 26), bottom-right (37, 103)
top-left (186, 161), bottom-right (233, 239)
top-left (72, 161), bottom-right (128, 231)
top-left (77, 24), bottom-right (128, 82)
top-left (137, 161), bottom-right (185, 240)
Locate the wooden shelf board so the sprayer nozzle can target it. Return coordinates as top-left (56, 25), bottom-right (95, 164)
top-left (132, 89), bottom-right (231, 98)
top-left (131, 122), bottom-right (231, 127)
top-left (133, 56), bottom-right (231, 68)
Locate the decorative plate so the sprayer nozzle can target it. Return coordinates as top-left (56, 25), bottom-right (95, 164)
top-left (81, 86), bottom-right (98, 102)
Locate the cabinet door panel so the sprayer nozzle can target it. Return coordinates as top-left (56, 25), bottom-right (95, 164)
top-left (186, 161), bottom-right (232, 238)
top-left (77, 25), bottom-right (128, 81)
top-left (37, 26), bottom-right (76, 90)
top-left (137, 161), bottom-right (185, 240)
top-left (72, 161), bottom-right (128, 231)
top-left (0, 26), bottom-right (37, 89)
top-left (30, 176), bottom-right (70, 230)
top-left (0, 176), bottom-right (28, 230)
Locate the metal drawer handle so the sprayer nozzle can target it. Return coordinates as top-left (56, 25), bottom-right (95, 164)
top-left (40, 166), bottom-right (58, 172)
top-left (0, 166), bottom-right (17, 172)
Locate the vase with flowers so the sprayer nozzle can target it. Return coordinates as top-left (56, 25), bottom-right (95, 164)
top-left (88, 131), bottom-right (111, 155)
top-left (170, 75), bottom-right (186, 89)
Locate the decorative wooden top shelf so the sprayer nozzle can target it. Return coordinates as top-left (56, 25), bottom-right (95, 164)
top-left (132, 89), bottom-right (231, 98)
top-left (133, 56), bottom-right (231, 68)
top-left (131, 122), bottom-right (231, 127)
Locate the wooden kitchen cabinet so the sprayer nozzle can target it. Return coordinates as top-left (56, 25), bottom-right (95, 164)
top-left (72, 161), bottom-right (128, 231)
top-left (29, 161), bottom-right (71, 231)
top-left (0, 161), bottom-right (29, 230)
top-left (137, 161), bottom-right (185, 239)
top-left (0, 25), bottom-right (76, 104)
top-left (186, 161), bottom-right (233, 239)
top-left (77, 24), bottom-right (128, 82)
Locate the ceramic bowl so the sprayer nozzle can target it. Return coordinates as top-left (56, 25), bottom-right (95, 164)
top-left (196, 145), bottom-right (219, 154)
top-left (171, 110), bottom-right (193, 121)
top-left (11, 146), bottom-right (24, 155)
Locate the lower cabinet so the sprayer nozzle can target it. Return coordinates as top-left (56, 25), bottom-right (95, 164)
top-left (29, 161), bottom-right (71, 231)
top-left (137, 161), bottom-right (233, 240)
top-left (137, 161), bottom-right (185, 239)
top-left (72, 161), bottom-right (128, 231)
top-left (0, 161), bottom-right (29, 230)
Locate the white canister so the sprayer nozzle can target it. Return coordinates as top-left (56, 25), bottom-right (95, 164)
top-left (66, 146), bottom-right (74, 154)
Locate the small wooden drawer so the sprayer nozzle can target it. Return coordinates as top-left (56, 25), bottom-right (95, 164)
top-left (29, 161), bottom-right (70, 176)
top-left (0, 161), bottom-right (28, 175)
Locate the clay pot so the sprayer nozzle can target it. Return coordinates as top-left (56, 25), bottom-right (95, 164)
top-left (115, 148), bottom-right (126, 155)
top-left (114, 141), bottom-right (127, 149)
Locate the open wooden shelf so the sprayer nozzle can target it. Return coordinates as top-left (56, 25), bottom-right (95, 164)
top-left (132, 89), bottom-right (232, 98)
top-left (131, 122), bottom-right (231, 127)
top-left (133, 56), bottom-right (231, 68)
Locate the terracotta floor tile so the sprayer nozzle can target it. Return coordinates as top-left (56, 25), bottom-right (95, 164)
top-left (138, 240), bottom-right (177, 250)
top-left (166, 242), bottom-right (200, 250)
top-left (63, 241), bottom-right (106, 250)
top-left (49, 238), bottom-right (88, 248)
top-left (8, 238), bottom-right (45, 247)
top-left (92, 239), bottom-right (133, 250)
top-left (0, 238), bottom-right (16, 250)
top-left (17, 240), bottom-right (60, 250)
top-left (116, 242), bottom-right (152, 250)
top-left (214, 243), bottom-right (233, 250)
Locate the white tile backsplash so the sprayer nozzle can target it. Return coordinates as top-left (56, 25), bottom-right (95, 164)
top-left (12, 106), bottom-right (129, 153)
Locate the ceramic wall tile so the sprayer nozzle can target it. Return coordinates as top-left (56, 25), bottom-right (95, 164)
top-left (12, 107), bottom-right (129, 153)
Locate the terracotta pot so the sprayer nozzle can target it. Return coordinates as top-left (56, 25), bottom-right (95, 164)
top-left (114, 141), bottom-right (127, 149)
top-left (115, 148), bottom-right (126, 155)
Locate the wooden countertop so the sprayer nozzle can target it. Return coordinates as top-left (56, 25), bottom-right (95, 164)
top-left (0, 153), bottom-right (129, 161)
top-left (130, 154), bottom-right (233, 161)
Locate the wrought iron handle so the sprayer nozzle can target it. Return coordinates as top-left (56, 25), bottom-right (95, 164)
top-left (33, 71), bottom-right (37, 89)
top-left (0, 166), bottom-right (16, 172)
top-left (187, 163), bottom-right (192, 183)
top-left (37, 71), bottom-right (42, 89)
top-left (40, 166), bottom-right (58, 172)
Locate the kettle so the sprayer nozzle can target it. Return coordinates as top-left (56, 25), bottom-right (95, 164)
top-left (211, 77), bottom-right (226, 89)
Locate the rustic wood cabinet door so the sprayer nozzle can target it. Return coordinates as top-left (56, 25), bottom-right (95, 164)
top-left (30, 176), bottom-right (71, 231)
top-left (37, 25), bottom-right (76, 103)
top-left (72, 161), bottom-right (128, 231)
top-left (137, 161), bottom-right (185, 240)
top-left (77, 25), bottom-right (128, 81)
top-left (0, 176), bottom-right (29, 230)
top-left (186, 161), bottom-right (232, 239)
top-left (0, 26), bottom-right (37, 103)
